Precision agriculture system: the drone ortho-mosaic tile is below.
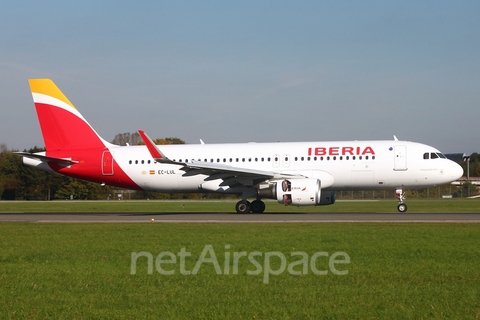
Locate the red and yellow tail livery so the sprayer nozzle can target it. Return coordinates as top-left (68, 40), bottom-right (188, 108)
top-left (21, 79), bottom-right (139, 190)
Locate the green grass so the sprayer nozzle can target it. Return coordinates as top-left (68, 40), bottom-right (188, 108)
top-left (1, 223), bottom-right (480, 319)
top-left (0, 198), bottom-right (479, 213)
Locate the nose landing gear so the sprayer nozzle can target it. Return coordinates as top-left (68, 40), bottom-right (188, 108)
top-left (396, 189), bottom-right (408, 212)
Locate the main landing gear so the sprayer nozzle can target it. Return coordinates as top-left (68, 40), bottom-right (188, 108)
top-left (235, 199), bottom-right (266, 214)
top-left (396, 189), bottom-right (408, 212)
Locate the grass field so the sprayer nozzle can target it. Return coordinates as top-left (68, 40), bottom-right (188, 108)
top-left (0, 198), bottom-right (479, 213)
top-left (1, 200), bottom-right (480, 318)
top-left (1, 223), bottom-right (480, 319)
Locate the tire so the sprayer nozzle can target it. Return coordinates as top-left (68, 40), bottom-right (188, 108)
top-left (251, 200), bottom-right (266, 213)
top-left (235, 200), bottom-right (251, 214)
top-left (397, 203), bottom-right (408, 213)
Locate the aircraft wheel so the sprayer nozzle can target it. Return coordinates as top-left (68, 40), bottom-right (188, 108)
top-left (235, 200), bottom-right (251, 214)
top-left (397, 203), bottom-right (408, 213)
top-left (251, 200), bottom-right (266, 213)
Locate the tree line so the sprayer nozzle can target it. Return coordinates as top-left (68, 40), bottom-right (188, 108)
top-left (0, 133), bottom-right (192, 200)
top-left (0, 135), bottom-right (479, 200)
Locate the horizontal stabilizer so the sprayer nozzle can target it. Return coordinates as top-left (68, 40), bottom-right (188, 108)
top-left (16, 152), bottom-right (78, 166)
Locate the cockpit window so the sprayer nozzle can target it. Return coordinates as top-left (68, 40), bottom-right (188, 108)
top-left (427, 152), bottom-right (446, 159)
top-left (424, 152), bottom-right (447, 160)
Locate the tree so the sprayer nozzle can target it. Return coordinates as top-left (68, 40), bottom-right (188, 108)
top-left (460, 152), bottom-right (480, 178)
top-left (152, 137), bottom-right (185, 145)
top-left (0, 144), bottom-right (22, 199)
top-left (111, 132), bottom-right (142, 146)
top-left (112, 132), bottom-right (185, 146)
top-left (163, 137), bottom-right (185, 145)
top-left (469, 153), bottom-right (480, 177)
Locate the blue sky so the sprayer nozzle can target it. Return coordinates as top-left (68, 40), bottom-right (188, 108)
top-left (1, 1), bottom-right (479, 154)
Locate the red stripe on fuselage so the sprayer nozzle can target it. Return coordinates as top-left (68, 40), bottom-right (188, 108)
top-left (47, 149), bottom-right (142, 190)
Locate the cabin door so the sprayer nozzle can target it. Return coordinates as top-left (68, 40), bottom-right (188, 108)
top-left (102, 150), bottom-right (114, 175)
top-left (393, 146), bottom-right (407, 171)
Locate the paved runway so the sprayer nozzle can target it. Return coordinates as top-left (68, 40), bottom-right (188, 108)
top-left (1, 212), bottom-right (480, 223)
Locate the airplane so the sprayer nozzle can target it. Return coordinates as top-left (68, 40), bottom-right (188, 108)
top-left (18, 79), bottom-right (463, 213)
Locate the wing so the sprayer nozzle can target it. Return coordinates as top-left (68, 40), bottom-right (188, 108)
top-left (137, 130), bottom-right (302, 188)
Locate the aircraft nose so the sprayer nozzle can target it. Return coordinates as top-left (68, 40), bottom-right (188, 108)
top-left (451, 162), bottom-right (464, 180)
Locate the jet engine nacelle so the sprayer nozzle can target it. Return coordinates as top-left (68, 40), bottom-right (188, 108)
top-left (276, 178), bottom-right (323, 206)
top-left (319, 190), bottom-right (336, 205)
top-left (257, 178), bottom-right (336, 206)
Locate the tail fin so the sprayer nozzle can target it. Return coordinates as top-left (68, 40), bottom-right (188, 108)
top-left (29, 79), bottom-right (110, 151)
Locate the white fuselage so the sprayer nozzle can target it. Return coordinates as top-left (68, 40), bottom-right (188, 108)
top-left (106, 140), bottom-right (462, 193)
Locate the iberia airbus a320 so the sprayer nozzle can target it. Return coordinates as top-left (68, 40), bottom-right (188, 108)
top-left (19, 79), bottom-right (463, 213)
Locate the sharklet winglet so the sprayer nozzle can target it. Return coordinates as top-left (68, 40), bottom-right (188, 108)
top-left (138, 130), bottom-right (180, 164)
